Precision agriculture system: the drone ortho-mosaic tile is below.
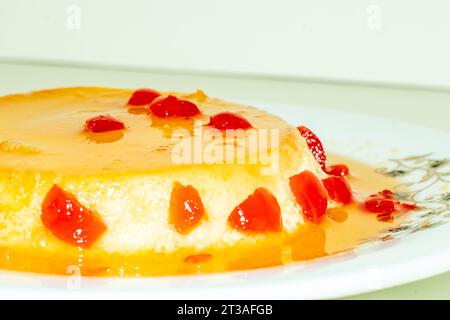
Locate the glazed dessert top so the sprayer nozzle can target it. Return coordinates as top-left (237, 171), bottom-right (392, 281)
top-left (0, 87), bottom-right (300, 175)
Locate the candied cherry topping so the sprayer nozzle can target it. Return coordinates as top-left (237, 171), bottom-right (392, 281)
top-left (169, 182), bottom-right (205, 234)
top-left (41, 185), bottom-right (106, 248)
top-left (128, 88), bottom-right (161, 106)
top-left (208, 112), bottom-right (253, 131)
top-left (325, 164), bottom-right (350, 177)
top-left (398, 203), bottom-right (418, 211)
top-left (149, 95), bottom-right (200, 117)
top-left (363, 190), bottom-right (417, 215)
top-left (378, 189), bottom-right (395, 199)
top-left (297, 126), bottom-right (351, 176)
top-left (364, 197), bottom-right (396, 214)
top-left (289, 170), bottom-right (328, 224)
top-left (297, 126), bottom-right (327, 170)
top-left (85, 115), bottom-right (125, 133)
top-left (228, 187), bottom-right (282, 233)
top-left (322, 176), bottom-right (353, 205)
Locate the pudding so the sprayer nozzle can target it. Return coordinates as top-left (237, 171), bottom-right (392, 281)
top-left (0, 87), bottom-right (416, 276)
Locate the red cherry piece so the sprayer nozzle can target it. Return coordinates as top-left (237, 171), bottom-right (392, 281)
top-left (289, 170), bottom-right (328, 224)
top-left (379, 189), bottom-right (395, 199)
top-left (322, 176), bottom-right (353, 205)
top-left (364, 190), bottom-right (418, 215)
top-left (364, 197), bottom-right (396, 214)
top-left (169, 182), bottom-right (205, 234)
top-left (41, 185), bottom-right (106, 248)
top-left (208, 112), bottom-right (253, 131)
top-left (149, 95), bottom-right (200, 117)
top-left (85, 115), bottom-right (125, 133)
top-left (228, 188), bottom-right (282, 233)
top-left (325, 164), bottom-right (350, 177)
top-left (368, 190), bottom-right (394, 200)
top-left (128, 88), bottom-right (161, 106)
top-left (364, 189), bottom-right (417, 216)
top-left (297, 126), bottom-right (327, 170)
top-left (397, 202), bottom-right (418, 212)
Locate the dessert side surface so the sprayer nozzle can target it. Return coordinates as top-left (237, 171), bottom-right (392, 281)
top-left (0, 87), bottom-right (418, 276)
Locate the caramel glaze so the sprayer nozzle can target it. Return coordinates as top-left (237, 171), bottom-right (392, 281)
top-left (0, 154), bottom-right (408, 277)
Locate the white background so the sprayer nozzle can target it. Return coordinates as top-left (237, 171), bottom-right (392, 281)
top-left (1, 0), bottom-right (450, 89)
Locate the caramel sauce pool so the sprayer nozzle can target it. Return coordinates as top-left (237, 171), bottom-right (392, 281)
top-left (0, 155), bottom-right (406, 277)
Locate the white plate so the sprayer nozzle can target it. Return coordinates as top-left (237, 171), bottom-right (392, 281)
top-left (0, 102), bottom-right (449, 300)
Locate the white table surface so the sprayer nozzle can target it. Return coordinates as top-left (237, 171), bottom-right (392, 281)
top-left (0, 62), bottom-right (449, 299)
